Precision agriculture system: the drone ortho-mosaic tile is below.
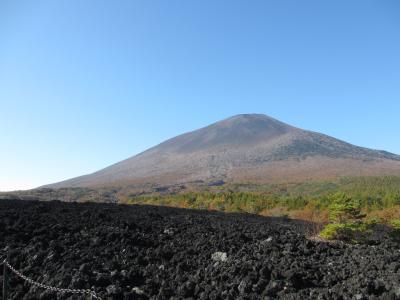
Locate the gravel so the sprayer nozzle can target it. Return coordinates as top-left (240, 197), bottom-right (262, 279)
top-left (1, 199), bottom-right (400, 299)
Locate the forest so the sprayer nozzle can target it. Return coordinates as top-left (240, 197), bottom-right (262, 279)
top-left (126, 176), bottom-right (400, 242)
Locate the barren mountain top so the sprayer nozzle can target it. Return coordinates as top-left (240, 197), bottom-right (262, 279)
top-left (146, 114), bottom-right (297, 153)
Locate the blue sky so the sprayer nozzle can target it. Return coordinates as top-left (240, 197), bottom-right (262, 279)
top-left (1, 0), bottom-right (400, 191)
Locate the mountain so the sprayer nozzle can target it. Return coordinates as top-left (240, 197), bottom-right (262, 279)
top-left (46, 114), bottom-right (400, 189)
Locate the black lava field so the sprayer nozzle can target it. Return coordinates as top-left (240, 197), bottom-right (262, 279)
top-left (1, 200), bottom-right (400, 300)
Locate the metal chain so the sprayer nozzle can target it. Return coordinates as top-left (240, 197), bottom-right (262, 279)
top-left (3, 259), bottom-right (102, 299)
top-left (0, 251), bottom-right (6, 265)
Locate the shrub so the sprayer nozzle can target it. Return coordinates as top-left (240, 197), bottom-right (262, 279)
top-left (390, 219), bottom-right (400, 229)
top-left (187, 195), bottom-right (196, 206)
top-left (364, 216), bottom-right (380, 226)
top-left (328, 194), bottom-right (364, 223)
top-left (319, 222), bottom-right (370, 242)
top-left (320, 223), bottom-right (348, 240)
top-left (389, 219), bottom-right (400, 241)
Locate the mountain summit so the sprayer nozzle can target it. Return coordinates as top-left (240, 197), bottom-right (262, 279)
top-left (151, 114), bottom-right (295, 153)
top-left (47, 114), bottom-right (400, 188)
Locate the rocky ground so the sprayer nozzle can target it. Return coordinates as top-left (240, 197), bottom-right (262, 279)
top-left (1, 200), bottom-right (400, 300)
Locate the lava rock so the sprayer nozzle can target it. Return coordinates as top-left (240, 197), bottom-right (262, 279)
top-left (0, 200), bottom-right (399, 299)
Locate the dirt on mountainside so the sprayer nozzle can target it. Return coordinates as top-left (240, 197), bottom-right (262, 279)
top-left (1, 200), bottom-right (400, 299)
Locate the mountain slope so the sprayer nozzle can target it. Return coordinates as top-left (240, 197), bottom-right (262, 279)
top-left (46, 114), bottom-right (400, 188)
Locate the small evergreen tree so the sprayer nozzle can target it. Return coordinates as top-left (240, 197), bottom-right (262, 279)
top-left (328, 193), bottom-right (364, 223)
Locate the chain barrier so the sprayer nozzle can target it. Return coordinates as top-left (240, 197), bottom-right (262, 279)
top-left (2, 258), bottom-right (102, 300)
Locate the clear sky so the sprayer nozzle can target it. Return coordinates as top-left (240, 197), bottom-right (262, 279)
top-left (1, 0), bottom-right (400, 191)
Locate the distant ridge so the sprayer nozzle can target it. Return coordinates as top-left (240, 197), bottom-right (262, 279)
top-left (45, 114), bottom-right (400, 188)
